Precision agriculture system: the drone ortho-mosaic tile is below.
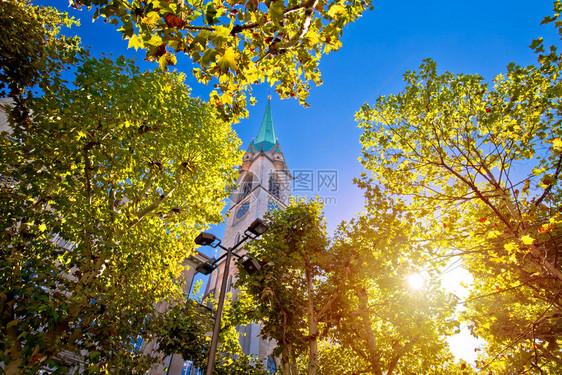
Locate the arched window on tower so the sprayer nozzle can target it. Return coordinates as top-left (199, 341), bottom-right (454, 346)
top-left (269, 174), bottom-right (281, 200)
top-left (243, 179), bottom-right (252, 196)
top-left (237, 174), bottom-right (255, 202)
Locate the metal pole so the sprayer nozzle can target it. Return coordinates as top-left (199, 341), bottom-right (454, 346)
top-left (205, 247), bottom-right (233, 375)
top-left (164, 354), bottom-right (173, 375)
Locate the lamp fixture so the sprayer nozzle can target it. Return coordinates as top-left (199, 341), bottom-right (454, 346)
top-left (241, 257), bottom-right (261, 275)
top-left (246, 218), bottom-right (269, 237)
top-left (195, 261), bottom-right (217, 275)
top-left (193, 218), bottom-right (269, 375)
top-left (194, 232), bottom-right (218, 246)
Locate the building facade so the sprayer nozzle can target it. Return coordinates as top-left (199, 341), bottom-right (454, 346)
top-left (145, 251), bottom-right (212, 375)
top-left (205, 98), bottom-right (291, 367)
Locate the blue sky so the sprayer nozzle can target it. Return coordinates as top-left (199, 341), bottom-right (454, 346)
top-left (40, 0), bottom-right (559, 235)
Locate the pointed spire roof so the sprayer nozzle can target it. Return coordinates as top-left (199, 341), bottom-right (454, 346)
top-left (252, 97), bottom-right (277, 152)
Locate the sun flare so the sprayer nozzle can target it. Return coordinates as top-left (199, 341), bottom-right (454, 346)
top-left (407, 273), bottom-right (425, 290)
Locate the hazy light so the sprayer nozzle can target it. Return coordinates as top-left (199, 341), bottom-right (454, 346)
top-left (407, 273), bottom-right (425, 290)
top-left (440, 260), bottom-right (473, 300)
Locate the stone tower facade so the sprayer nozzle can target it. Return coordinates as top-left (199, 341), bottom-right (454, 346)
top-left (205, 98), bottom-right (291, 366)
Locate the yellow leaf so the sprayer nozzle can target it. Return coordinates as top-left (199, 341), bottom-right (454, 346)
top-left (221, 92), bottom-right (233, 105)
top-left (487, 230), bottom-right (501, 239)
top-left (307, 31), bottom-right (320, 45)
top-left (490, 256), bottom-right (506, 264)
top-left (214, 26), bottom-right (231, 39)
top-left (521, 235), bottom-right (535, 245)
top-left (504, 242), bottom-right (517, 253)
top-left (147, 34), bottom-right (163, 47)
top-left (217, 47), bottom-right (238, 73)
top-left (142, 11), bottom-right (160, 26)
top-left (553, 138), bottom-right (562, 149)
top-left (158, 53), bottom-right (177, 71)
top-left (38, 223), bottom-right (46, 232)
top-left (328, 3), bottom-right (347, 18)
top-left (244, 62), bottom-right (259, 82)
top-left (128, 34), bottom-right (144, 50)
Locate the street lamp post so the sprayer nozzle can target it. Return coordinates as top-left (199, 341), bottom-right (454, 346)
top-left (194, 218), bottom-right (269, 375)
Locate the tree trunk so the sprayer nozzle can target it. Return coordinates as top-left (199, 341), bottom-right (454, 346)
top-left (4, 327), bottom-right (23, 375)
top-left (290, 348), bottom-right (298, 375)
top-left (305, 260), bottom-right (319, 375)
top-left (357, 287), bottom-right (383, 375)
top-left (4, 357), bottom-right (23, 375)
top-left (281, 345), bottom-right (291, 375)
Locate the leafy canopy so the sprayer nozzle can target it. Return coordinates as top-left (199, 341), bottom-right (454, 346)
top-left (320, 190), bottom-right (462, 375)
top-left (156, 291), bottom-right (269, 375)
top-left (0, 0), bottom-right (80, 120)
top-left (240, 198), bottom-right (338, 375)
top-left (240, 197), bottom-right (462, 374)
top-left (357, 30), bottom-right (562, 371)
top-left (71, 0), bottom-right (374, 120)
top-left (0, 50), bottom-right (242, 372)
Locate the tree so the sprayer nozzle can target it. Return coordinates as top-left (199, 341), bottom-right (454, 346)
top-left (156, 299), bottom-right (210, 371)
top-left (315, 190), bottom-right (463, 375)
top-left (356, 19), bottom-right (562, 370)
top-left (156, 289), bottom-right (269, 375)
top-left (239, 198), bottom-right (353, 375)
top-left (71, 0), bottom-right (374, 120)
top-left (240, 197), bottom-right (463, 375)
top-left (0, 51), bottom-right (242, 373)
top-left (0, 0), bottom-right (80, 121)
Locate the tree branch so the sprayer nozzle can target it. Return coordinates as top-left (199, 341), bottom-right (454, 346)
top-left (386, 340), bottom-right (416, 375)
top-left (535, 153), bottom-right (562, 207)
top-left (230, 22), bottom-right (258, 36)
top-left (128, 185), bottom-right (178, 230)
top-left (268, 0), bottom-right (318, 54)
top-left (478, 290), bottom-right (561, 372)
top-left (317, 263), bottom-right (351, 319)
top-left (185, 25), bottom-right (215, 31)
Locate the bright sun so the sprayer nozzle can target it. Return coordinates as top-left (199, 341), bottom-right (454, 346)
top-left (407, 273), bottom-right (425, 290)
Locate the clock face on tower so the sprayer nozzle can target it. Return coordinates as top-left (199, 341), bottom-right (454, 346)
top-left (236, 201), bottom-right (250, 218)
top-left (268, 200), bottom-right (280, 212)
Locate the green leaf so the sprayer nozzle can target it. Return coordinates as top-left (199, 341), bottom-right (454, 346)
top-left (268, 0), bottom-right (284, 25)
top-left (158, 52), bottom-right (177, 71)
top-left (205, 4), bottom-right (218, 25)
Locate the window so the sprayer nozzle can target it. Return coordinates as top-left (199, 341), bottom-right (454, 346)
top-left (237, 174), bottom-right (255, 202)
top-left (236, 201), bottom-right (250, 219)
top-left (269, 174), bottom-right (280, 199)
top-left (242, 178), bottom-right (252, 196)
top-left (181, 360), bottom-right (203, 375)
top-left (267, 356), bottom-right (277, 374)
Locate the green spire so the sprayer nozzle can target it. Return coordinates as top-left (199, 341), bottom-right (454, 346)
top-left (253, 97), bottom-right (276, 151)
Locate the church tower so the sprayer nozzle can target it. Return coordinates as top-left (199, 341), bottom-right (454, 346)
top-left (204, 98), bottom-right (291, 365)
